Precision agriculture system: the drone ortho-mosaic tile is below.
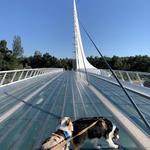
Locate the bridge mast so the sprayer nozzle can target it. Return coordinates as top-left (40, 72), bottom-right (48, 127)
top-left (73, 0), bottom-right (96, 70)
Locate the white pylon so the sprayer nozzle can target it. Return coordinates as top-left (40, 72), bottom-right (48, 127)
top-left (73, 0), bottom-right (96, 70)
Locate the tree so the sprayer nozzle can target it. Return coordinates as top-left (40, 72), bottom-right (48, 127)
top-left (0, 40), bottom-right (13, 70)
top-left (32, 51), bottom-right (43, 68)
top-left (12, 35), bottom-right (24, 57)
top-left (0, 40), bottom-right (7, 53)
top-left (111, 56), bottom-right (123, 70)
top-left (42, 53), bottom-right (52, 67)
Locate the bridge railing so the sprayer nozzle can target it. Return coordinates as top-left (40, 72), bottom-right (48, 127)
top-left (0, 68), bottom-right (63, 87)
top-left (99, 69), bottom-right (150, 87)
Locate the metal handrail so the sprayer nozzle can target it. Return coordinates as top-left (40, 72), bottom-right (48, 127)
top-left (105, 69), bottom-right (150, 76)
top-left (0, 68), bottom-right (59, 73)
top-left (0, 68), bottom-right (63, 87)
top-left (98, 69), bottom-right (150, 87)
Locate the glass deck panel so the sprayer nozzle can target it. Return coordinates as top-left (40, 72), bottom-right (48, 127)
top-left (0, 71), bottom-right (146, 149)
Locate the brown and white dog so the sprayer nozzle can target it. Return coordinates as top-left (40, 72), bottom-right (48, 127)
top-left (72, 117), bottom-right (119, 149)
top-left (41, 117), bottom-right (73, 150)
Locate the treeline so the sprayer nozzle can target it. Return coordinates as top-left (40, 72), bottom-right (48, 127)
top-left (0, 37), bottom-right (73, 71)
top-left (0, 37), bottom-right (150, 72)
top-left (22, 51), bottom-right (73, 70)
top-left (87, 55), bottom-right (150, 72)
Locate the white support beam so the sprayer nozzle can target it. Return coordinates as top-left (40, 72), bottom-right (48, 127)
top-left (19, 71), bottom-right (24, 80)
top-left (24, 71), bottom-right (29, 78)
top-left (0, 72), bottom-right (7, 85)
top-left (11, 71), bottom-right (17, 83)
top-left (73, 0), bottom-right (97, 70)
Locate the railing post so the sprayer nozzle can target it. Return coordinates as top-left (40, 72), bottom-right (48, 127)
top-left (36, 70), bottom-right (39, 76)
top-left (136, 73), bottom-right (143, 86)
top-left (40, 70), bottom-right (42, 75)
top-left (25, 70), bottom-right (29, 78)
top-left (29, 70), bottom-right (34, 78)
top-left (11, 71), bottom-right (17, 83)
top-left (32, 70), bottom-right (36, 76)
top-left (113, 71), bottom-right (116, 78)
top-left (119, 71), bottom-right (125, 81)
top-left (37, 70), bottom-right (40, 75)
top-left (0, 72), bottom-right (7, 85)
top-left (33, 70), bottom-right (38, 76)
top-left (19, 71), bottom-right (24, 80)
top-left (41, 69), bottom-right (44, 74)
top-left (126, 72), bottom-right (133, 83)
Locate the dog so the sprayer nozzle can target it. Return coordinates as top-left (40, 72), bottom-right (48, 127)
top-left (41, 117), bottom-right (73, 150)
top-left (72, 117), bottom-right (119, 149)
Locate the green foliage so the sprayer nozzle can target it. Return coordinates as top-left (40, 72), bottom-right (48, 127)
top-left (0, 39), bottom-right (23, 71)
top-left (0, 40), bottom-right (7, 53)
top-left (22, 51), bottom-right (73, 70)
top-left (87, 55), bottom-right (150, 72)
top-left (12, 35), bottom-right (24, 57)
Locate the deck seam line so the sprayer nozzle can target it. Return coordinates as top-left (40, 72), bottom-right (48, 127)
top-left (0, 72), bottom-right (62, 124)
top-left (75, 78), bottom-right (87, 116)
top-left (33, 74), bottom-right (66, 149)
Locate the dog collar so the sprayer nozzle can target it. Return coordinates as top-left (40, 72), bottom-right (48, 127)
top-left (63, 131), bottom-right (71, 139)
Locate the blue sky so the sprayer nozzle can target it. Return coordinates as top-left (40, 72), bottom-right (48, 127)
top-left (0, 0), bottom-right (150, 58)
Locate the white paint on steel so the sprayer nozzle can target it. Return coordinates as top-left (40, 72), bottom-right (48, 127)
top-left (0, 69), bottom-right (63, 88)
top-left (73, 0), bottom-right (97, 70)
top-left (0, 68), bottom-right (63, 87)
top-left (0, 72), bottom-right (7, 85)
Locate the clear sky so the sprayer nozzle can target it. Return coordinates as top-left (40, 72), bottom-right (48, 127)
top-left (0, 0), bottom-right (150, 58)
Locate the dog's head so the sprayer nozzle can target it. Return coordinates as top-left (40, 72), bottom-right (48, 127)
top-left (98, 118), bottom-right (119, 141)
top-left (41, 117), bottom-right (73, 149)
top-left (106, 124), bottom-right (119, 142)
top-left (59, 117), bottom-right (74, 133)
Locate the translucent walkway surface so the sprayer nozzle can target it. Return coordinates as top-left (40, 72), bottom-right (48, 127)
top-left (88, 74), bottom-right (150, 135)
top-left (0, 71), bottom-right (149, 150)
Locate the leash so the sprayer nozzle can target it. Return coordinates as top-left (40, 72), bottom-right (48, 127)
top-left (51, 118), bottom-right (101, 150)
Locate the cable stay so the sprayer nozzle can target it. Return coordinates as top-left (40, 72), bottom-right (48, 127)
top-left (78, 20), bottom-right (150, 133)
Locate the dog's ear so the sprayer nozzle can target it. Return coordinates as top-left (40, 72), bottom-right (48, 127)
top-left (65, 118), bottom-right (71, 126)
top-left (99, 119), bottom-right (107, 129)
top-left (59, 117), bottom-right (66, 125)
top-left (59, 118), bottom-right (62, 124)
